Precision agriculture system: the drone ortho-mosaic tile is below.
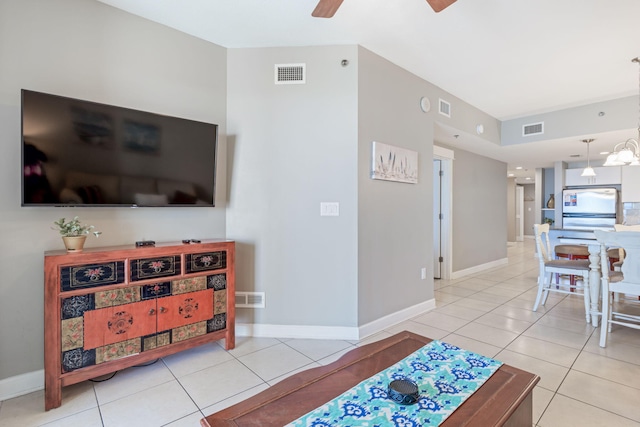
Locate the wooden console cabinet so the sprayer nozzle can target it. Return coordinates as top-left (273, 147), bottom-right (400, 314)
top-left (44, 240), bottom-right (235, 410)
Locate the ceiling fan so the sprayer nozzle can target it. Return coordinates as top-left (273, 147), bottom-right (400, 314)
top-left (312, 0), bottom-right (457, 18)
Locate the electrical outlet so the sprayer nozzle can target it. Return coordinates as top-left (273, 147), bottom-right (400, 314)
top-left (421, 267), bottom-right (427, 280)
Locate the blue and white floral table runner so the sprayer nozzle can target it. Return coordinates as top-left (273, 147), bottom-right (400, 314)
top-left (286, 340), bottom-right (503, 427)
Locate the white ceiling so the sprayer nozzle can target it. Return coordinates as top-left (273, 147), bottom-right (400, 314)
top-left (96, 0), bottom-right (640, 182)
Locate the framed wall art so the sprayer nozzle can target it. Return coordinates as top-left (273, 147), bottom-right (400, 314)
top-left (371, 141), bottom-right (418, 184)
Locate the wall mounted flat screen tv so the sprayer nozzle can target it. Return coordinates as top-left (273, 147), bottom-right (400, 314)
top-left (22, 89), bottom-right (218, 207)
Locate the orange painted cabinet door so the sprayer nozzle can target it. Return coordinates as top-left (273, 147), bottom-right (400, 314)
top-left (156, 289), bottom-right (214, 331)
top-left (83, 299), bottom-right (157, 350)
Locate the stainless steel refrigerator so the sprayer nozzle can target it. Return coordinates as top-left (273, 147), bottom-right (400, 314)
top-left (562, 188), bottom-right (618, 230)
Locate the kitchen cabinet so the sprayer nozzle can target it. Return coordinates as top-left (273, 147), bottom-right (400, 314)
top-left (44, 240), bottom-right (234, 410)
top-left (621, 166), bottom-right (640, 202)
top-left (565, 166), bottom-right (621, 186)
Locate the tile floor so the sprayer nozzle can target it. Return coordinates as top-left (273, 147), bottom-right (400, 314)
top-left (1, 240), bottom-right (639, 426)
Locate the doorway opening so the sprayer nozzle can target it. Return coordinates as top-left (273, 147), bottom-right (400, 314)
top-left (433, 146), bottom-right (453, 280)
top-left (516, 185), bottom-right (524, 242)
top-left (433, 159), bottom-right (442, 279)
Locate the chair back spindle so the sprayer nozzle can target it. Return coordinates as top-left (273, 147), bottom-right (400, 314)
top-left (594, 230), bottom-right (640, 347)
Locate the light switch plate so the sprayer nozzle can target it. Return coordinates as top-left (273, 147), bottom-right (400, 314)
top-left (320, 202), bottom-right (339, 216)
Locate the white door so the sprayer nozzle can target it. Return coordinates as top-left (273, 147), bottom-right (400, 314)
top-left (433, 159), bottom-right (442, 278)
top-left (516, 185), bottom-right (524, 242)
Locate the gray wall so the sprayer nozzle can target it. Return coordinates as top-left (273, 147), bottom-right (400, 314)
top-left (226, 46), bottom-right (360, 327)
top-left (357, 47), bottom-right (434, 325)
top-left (501, 96), bottom-right (638, 145)
top-left (226, 45), bottom-right (438, 329)
top-left (0, 0), bottom-right (227, 381)
top-left (440, 145), bottom-right (508, 271)
top-left (523, 183), bottom-right (535, 235)
top-left (1, 0), bottom-right (512, 386)
top-left (507, 178), bottom-right (516, 241)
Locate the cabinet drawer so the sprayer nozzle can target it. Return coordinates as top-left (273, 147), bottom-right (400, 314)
top-left (83, 299), bottom-right (157, 350)
top-left (157, 289), bottom-right (214, 331)
top-left (60, 261), bottom-right (125, 291)
top-left (130, 255), bottom-right (181, 281)
top-left (185, 251), bottom-right (226, 274)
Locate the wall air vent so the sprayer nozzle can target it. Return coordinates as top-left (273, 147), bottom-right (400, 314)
top-left (438, 98), bottom-right (451, 118)
top-left (522, 122), bottom-right (544, 136)
top-left (275, 63), bottom-right (306, 85)
top-left (236, 292), bottom-right (266, 308)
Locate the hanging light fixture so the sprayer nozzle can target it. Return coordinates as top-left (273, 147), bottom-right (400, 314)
top-left (604, 57), bottom-right (640, 167)
top-left (581, 138), bottom-right (596, 176)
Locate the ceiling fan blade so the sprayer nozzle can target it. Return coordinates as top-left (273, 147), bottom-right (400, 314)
top-left (426, 0), bottom-right (457, 13)
top-left (312, 0), bottom-right (344, 18)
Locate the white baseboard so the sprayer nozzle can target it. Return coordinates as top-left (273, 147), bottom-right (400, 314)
top-left (0, 369), bottom-right (43, 402)
top-left (357, 299), bottom-right (436, 339)
top-left (451, 257), bottom-right (509, 280)
top-left (237, 298), bottom-right (437, 342)
top-left (3, 300), bottom-right (437, 401)
top-left (235, 323), bottom-right (360, 340)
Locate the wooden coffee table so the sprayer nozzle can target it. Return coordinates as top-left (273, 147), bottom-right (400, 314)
top-left (201, 331), bottom-right (539, 426)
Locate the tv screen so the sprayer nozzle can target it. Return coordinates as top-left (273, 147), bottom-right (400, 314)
top-left (21, 89), bottom-right (218, 207)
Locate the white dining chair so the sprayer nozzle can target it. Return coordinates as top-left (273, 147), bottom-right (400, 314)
top-left (613, 224), bottom-right (640, 267)
top-left (611, 224), bottom-right (640, 301)
top-left (614, 224), bottom-right (640, 231)
top-left (533, 224), bottom-right (591, 322)
top-left (612, 224), bottom-right (640, 268)
top-left (595, 230), bottom-right (640, 347)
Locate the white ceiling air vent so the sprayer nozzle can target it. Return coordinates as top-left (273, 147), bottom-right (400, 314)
top-left (275, 63), bottom-right (306, 85)
top-left (236, 292), bottom-right (266, 308)
top-left (522, 122), bottom-right (544, 136)
top-left (438, 98), bottom-right (451, 118)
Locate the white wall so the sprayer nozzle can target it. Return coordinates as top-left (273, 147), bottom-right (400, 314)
top-left (0, 0), bottom-right (227, 382)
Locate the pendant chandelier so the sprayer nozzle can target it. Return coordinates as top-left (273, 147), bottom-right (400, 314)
top-left (581, 139), bottom-right (596, 177)
top-left (604, 57), bottom-right (640, 167)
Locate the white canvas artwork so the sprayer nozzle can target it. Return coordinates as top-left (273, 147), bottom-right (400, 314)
top-left (371, 141), bottom-right (418, 184)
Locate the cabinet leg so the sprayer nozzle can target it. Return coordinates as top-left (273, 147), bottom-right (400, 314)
top-left (44, 381), bottom-right (62, 411)
top-left (225, 328), bottom-right (235, 350)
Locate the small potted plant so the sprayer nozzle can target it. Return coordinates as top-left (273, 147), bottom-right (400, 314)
top-left (52, 216), bottom-right (101, 252)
